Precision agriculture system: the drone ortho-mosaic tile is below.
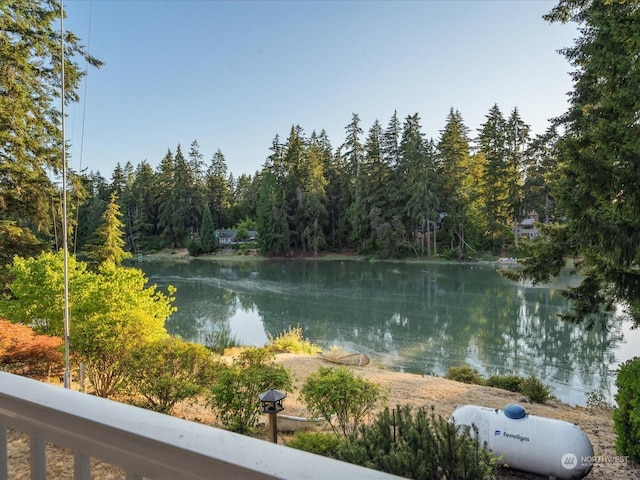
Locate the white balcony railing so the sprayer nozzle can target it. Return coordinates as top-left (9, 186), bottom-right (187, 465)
top-left (0, 371), bottom-right (400, 479)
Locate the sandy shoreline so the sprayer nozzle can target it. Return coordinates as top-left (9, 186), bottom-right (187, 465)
top-left (273, 353), bottom-right (636, 480)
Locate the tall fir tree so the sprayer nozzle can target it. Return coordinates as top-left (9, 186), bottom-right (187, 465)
top-left (206, 149), bottom-right (233, 228)
top-left (84, 193), bottom-right (131, 266)
top-left (0, 1), bottom-right (102, 262)
top-left (349, 120), bottom-right (383, 251)
top-left (301, 132), bottom-right (329, 255)
top-left (230, 173), bottom-right (257, 225)
top-left (199, 205), bottom-right (218, 253)
top-left (404, 126), bottom-right (439, 257)
top-left (477, 104), bottom-right (511, 251)
top-left (342, 114), bottom-right (364, 248)
top-left (436, 109), bottom-right (473, 258)
top-left (523, 126), bottom-right (560, 224)
top-left (256, 170), bottom-right (290, 255)
top-left (506, 108), bottom-right (531, 245)
top-left (515, 0), bottom-right (640, 326)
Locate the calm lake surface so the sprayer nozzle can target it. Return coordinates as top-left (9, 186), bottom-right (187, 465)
top-left (140, 259), bottom-right (640, 406)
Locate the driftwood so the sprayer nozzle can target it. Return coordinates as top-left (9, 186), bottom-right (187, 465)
top-left (319, 352), bottom-right (370, 367)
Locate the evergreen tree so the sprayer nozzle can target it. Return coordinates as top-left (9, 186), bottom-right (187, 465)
top-left (405, 135), bottom-right (439, 257)
top-left (200, 204), bottom-right (218, 253)
top-left (436, 109), bottom-right (473, 258)
top-left (156, 149), bottom-right (177, 247)
top-left (256, 170), bottom-right (290, 255)
top-left (282, 125), bottom-right (307, 250)
top-left (130, 161), bottom-right (161, 252)
top-left (506, 108), bottom-right (531, 245)
top-left (206, 149), bottom-right (233, 228)
top-left (84, 192), bottom-right (131, 266)
top-left (230, 172), bottom-right (257, 225)
top-left (477, 104), bottom-right (511, 251)
top-left (157, 146), bottom-right (201, 247)
top-left (349, 120), bottom-right (383, 251)
top-left (523, 126), bottom-right (560, 224)
top-left (318, 131), bottom-right (347, 250)
top-left (515, 1), bottom-right (640, 326)
top-left (342, 114), bottom-right (364, 247)
top-left (302, 132), bottom-right (329, 255)
top-left (110, 163), bottom-right (127, 199)
top-left (180, 144), bottom-right (205, 237)
top-left (382, 110), bottom-right (401, 168)
top-left (343, 113), bottom-right (364, 179)
top-left (75, 172), bottom-right (110, 253)
top-left (0, 0), bottom-right (102, 261)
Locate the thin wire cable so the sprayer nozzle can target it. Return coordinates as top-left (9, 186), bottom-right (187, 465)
top-left (73, 0), bottom-right (93, 254)
top-left (78, 0), bottom-right (93, 174)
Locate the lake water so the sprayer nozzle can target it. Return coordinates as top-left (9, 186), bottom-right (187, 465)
top-left (140, 258), bottom-right (640, 406)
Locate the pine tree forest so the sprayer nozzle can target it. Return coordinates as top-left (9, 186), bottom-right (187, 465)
top-left (14, 107), bottom-right (559, 260)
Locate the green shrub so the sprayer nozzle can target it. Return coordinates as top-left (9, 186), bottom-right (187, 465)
top-left (585, 389), bottom-right (612, 410)
top-left (519, 376), bottom-right (551, 403)
top-left (124, 336), bottom-right (217, 414)
top-left (287, 431), bottom-right (344, 457)
top-left (301, 366), bottom-right (384, 436)
top-left (267, 326), bottom-right (321, 355)
top-left (186, 238), bottom-right (204, 256)
top-left (207, 347), bottom-right (292, 434)
top-left (614, 357), bottom-right (640, 461)
top-left (486, 374), bottom-right (524, 392)
top-left (445, 365), bottom-right (486, 385)
top-left (338, 405), bottom-right (498, 480)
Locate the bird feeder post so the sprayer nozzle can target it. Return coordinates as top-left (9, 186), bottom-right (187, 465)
top-left (258, 389), bottom-right (286, 443)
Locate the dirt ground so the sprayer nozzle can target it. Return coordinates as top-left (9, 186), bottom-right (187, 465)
top-left (5, 353), bottom-right (638, 479)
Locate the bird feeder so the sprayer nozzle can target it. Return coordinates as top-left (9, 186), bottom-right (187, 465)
top-left (258, 389), bottom-right (286, 443)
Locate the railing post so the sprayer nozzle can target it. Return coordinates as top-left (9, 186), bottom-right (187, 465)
top-left (74, 452), bottom-right (91, 480)
top-left (1, 425), bottom-right (7, 480)
top-left (30, 435), bottom-right (46, 479)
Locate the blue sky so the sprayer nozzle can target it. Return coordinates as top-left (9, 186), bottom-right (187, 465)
top-left (63, 0), bottom-right (577, 180)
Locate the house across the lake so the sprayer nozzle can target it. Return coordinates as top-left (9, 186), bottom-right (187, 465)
top-left (515, 211), bottom-right (540, 240)
top-left (214, 229), bottom-right (258, 245)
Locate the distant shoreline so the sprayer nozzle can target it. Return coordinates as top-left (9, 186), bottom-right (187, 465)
top-left (136, 247), bottom-right (509, 267)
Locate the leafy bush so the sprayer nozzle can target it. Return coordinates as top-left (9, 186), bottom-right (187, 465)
top-left (267, 326), bottom-right (321, 355)
top-left (519, 376), bottom-right (551, 403)
top-left (446, 367), bottom-right (550, 404)
top-left (124, 336), bottom-right (218, 414)
top-left (445, 365), bottom-right (486, 385)
top-left (287, 431), bottom-right (343, 457)
top-left (486, 374), bottom-right (523, 392)
top-left (186, 238), bottom-right (204, 257)
top-left (207, 347), bottom-right (291, 434)
top-left (614, 357), bottom-right (640, 461)
top-left (338, 405), bottom-right (498, 480)
top-left (0, 319), bottom-right (63, 379)
top-left (301, 366), bottom-right (384, 436)
top-left (585, 389), bottom-right (612, 410)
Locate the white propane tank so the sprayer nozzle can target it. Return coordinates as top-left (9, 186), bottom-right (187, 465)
top-left (449, 404), bottom-right (594, 479)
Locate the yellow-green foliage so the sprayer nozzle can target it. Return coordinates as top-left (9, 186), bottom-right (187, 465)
top-left (301, 366), bottom-right (385, 437)
top-left (445, 365), bottom-right (486, 385)
top-left (267, 326), bottom-right (321, 355)
top-left (287, 431), bottom-right (344, 457)
top-left (207, 347), bottom-right (292, 434)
